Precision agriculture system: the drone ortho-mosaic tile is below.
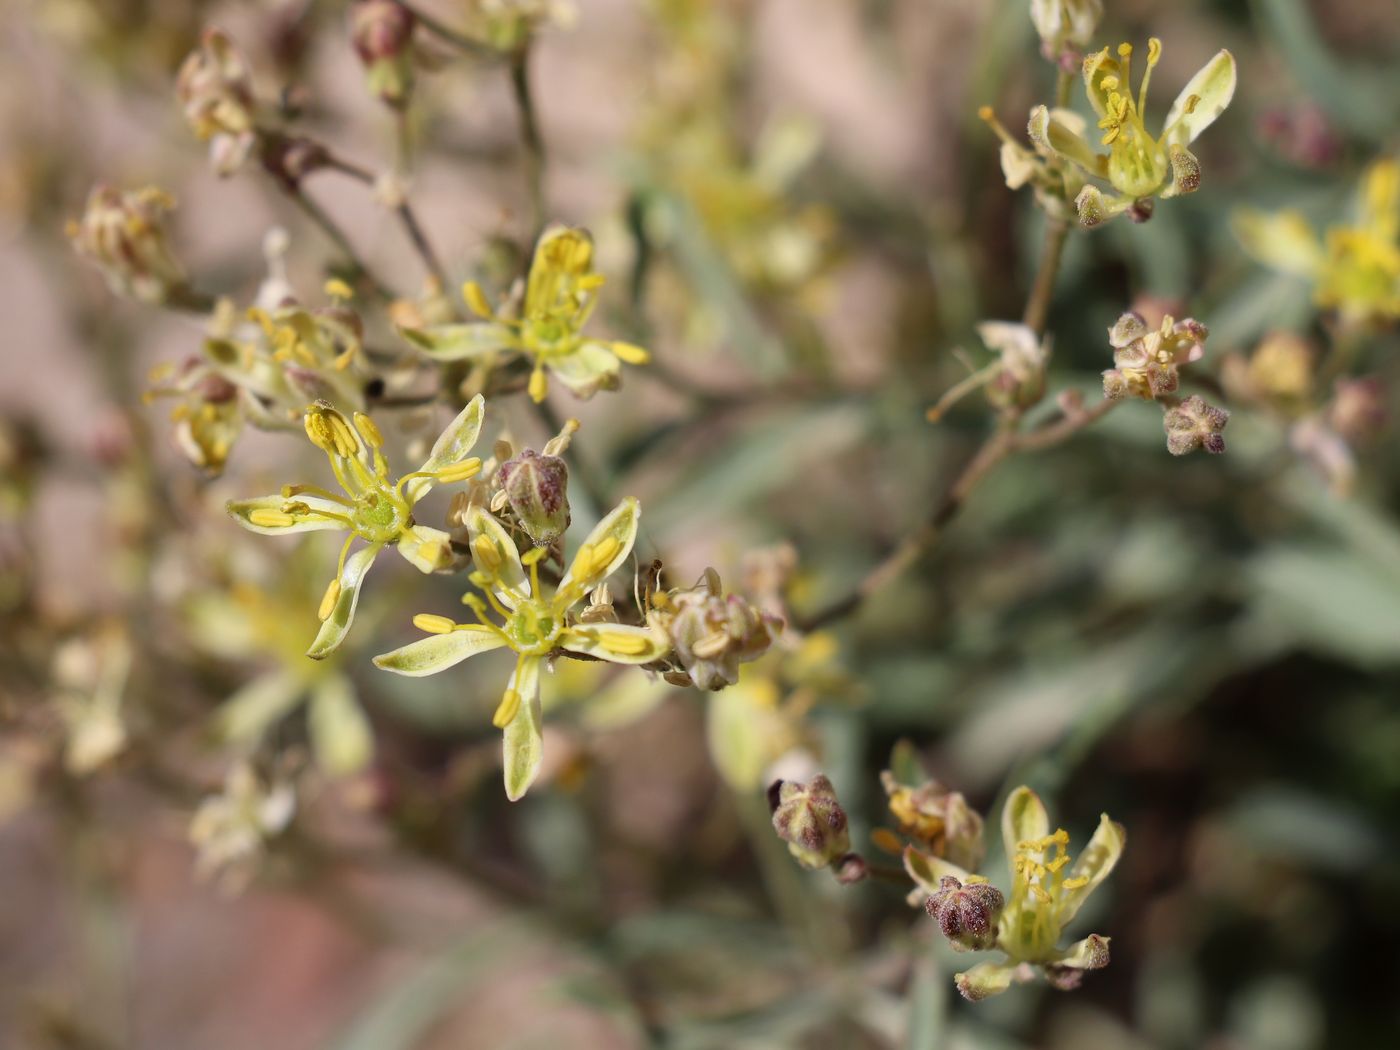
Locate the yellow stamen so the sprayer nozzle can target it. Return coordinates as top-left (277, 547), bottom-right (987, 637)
top-left (461, 280), bottom-right (494, 318)
top-left (248, 508), bottom-right (296, 528)
top-left (528, 366), bottom-right (548, 404)
top-left (491, 689), bottom-right (522, 729)
top-left (433, 458), bottom-right (483, 484)
top-left (472, 534), bottom-right (502, 572)
top-left (354, 412), bottom-right (384, 449)
top-left (413, 613), bottom-right (458, 634)
top-left (324, 278), bottom-right (355, 301)
top-left (609, 341), bottom-right (650, 365)
top-left (1062, 875), bottom-right (1090, 891)
top-left (318, 579), bottom-right (342, 620)
top-left (596, 630), bottom-right (650, 655)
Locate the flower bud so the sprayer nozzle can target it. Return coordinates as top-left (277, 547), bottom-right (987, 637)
top-left (498, 449), bottom-right (570, 546)
top-left (68, 185), bottom-right (188, 305)
top-left (176, 29), bottom-right (258, 176)
top-left (925, 876), bottom-right (1004, 951)
top-left (1164, 394), bottom-right (1229, 455)
top-left (1029, 0), bottom-right (1102, 63)
top-left (350, 1), bottom-right (416, 108)
top-left (770, 774), bottom-right (851, 870)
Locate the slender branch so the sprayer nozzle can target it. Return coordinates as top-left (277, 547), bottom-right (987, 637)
top-left (1010, 395), bottom-right (1120, 453)
top-left (399, 2), bottom-right (498, 57)
top-left (1021, 217), bottom-right (1069, 335)
top-left (283, 185), bottom-right (397, 301)
top-left (508, 45), bottom-right (547, 238)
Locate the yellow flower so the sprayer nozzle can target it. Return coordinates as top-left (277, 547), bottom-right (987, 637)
top-left (373, 497), bottom-right (669, 800)
top-left (905, 786), bottom-right (1125, 1001)
top-left (227, 397), bottom-right (485, 659)
top-left (400, 225), bottom-right (650, 402)
top-left (1027, 40), bottom-right (1236, 225)
top-left (1234, 158), bottom-right (1400, 326)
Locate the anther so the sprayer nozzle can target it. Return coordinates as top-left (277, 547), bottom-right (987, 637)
top-left (413, 613), bottom-right (458, 634)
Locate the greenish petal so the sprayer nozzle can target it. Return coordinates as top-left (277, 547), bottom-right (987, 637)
top-left (1163, 49), bottom-right (1236, 146)
top-left (547, 341), bottom-right (622, 399)
top-left (306, 543), bottom-right (382, 660)
top-left (503, 656), bottom-right (543, 801)
top-left (559, 623), bottom-right (669, 665)
top-left (954, 960), bottom-right (1018, 1002)
top-left (405, 394), bottom-right (486, 503)
top-left (1056, 813), bottom-right (1126, 925)
top-left (399, 322), bottom-right (517, 361)
top-left (1028, 105), bottom-right (1106, 178)
top-left (373, 625), bottom-right (506, 677)
top-left (397, 524), bottom-right (455, 574)
top-left (227, 494), bottom-right (349, 535)
top-left (903, 844), bottom-right (972, 896)
top-left (213, 670), bottom-right (305, 744)
top-left (307, 675), bottom-right (374, 777)
top-left (558, 497), bottom-right (640, 602)
top-left (1001, 786), bottom-right (1049, 874)
top-left (1081, 47), bottom-right (1121, 119)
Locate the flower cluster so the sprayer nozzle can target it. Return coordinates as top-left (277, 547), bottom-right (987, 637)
top-left (402, 225), bottom-right (651, 403)
top-left (651, 568), bottom-right (782, 690)
top-left (176, 28), bottom-right (258, 175)
top-left (67, 185), bottom-right (189, 306)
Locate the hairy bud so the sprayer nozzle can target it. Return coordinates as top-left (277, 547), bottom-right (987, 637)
top-left (770, 774), bottom-right (851, 870)
top-left (926, 876), bottom-right (1004, 951)
top-left (654, 569), bottom-right (779, 690)
top-left (498, 449), bottom-right (570, 546)
top-left (1164, 394), bottom-right (1229, 455)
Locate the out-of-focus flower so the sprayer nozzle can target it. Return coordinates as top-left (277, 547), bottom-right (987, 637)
top-left (1328, 376), bottom-right (1387, 445)
top-left (1289, 415), bottom-right (1356, 496)
top-left (462, 0), bottom-right (577, 53)
top-left (401, 225), bottom-right (649, 402)
top-left (176, 28), bottom-right (258, 175)
top-left (1221, 330), bottom-right (1315, 409)
top-left (1256, 104), bottom-right (1343, 170)
top-left (67, 185), bottom-right (189, 305)
top-left (770, 773), bottom-right (852, 870)
top-left (145, 358), bottom-right (242, 474)
top-left (1027, 41), bottom-right (1235, 226)
top-left (51, 626), bottom-right (131, 776)
top-left (651, 568), bottom-right (780, 691)
top-left (227, 398), bottom-right (485, 658)
top-left (351, 0), bottom-right (416, 108)
top-left (906, 786), bottom-right (1125, 1001)
top-left (880, 770), bottom-right (985, 872)
top-left (1101, 311), bottom-right (1208, 401)
top-left (1234, 158), bottom-right (1400, 326)
top-left (374, 497), bottom-right (669, 800)
top-left (189, 761), bottom-right (295, 892)
top-left (928, 321), bottom-right (1049, 422)
top-left (1164, 394), bottom-right (1229, 456)
top-left (1029, 0), bottom-right (1102, 65)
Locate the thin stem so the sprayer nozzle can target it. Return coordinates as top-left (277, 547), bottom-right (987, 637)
top-left (284, 185), bottom-right (396, 301)
top-left (1010, 395), bottom-right (1120, 453)
top-left (1054, 66), bottom-right (1073, 109)
top-left (508, 45), bottom-right (547, 239)
top-left (399, 2), bottom-right (498, 57)
top-left (1022, 217), bottom-right (1069, 335)
top-left (531, 395), bottom-right (611, 515)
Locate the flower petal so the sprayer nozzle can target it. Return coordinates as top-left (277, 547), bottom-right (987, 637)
top-left (560, 623), bottom-right (668, 665)
top-left (1001, 785), bottom-right (1050, 873)
top-left (1028, 105), bottom-right (1106, 178)
top-left (954, 961), bottom-right (1018, 1002)
top-left (307, 675), bottom-right (373, 777)
top-left (213, 670), bottom-right (305, 743)
top-left (903, 843), bottom-right (972, 896)
top-left (227, 494), bottom-right (349, 535)
top-left (465, 504), bottom-right (529, 607)
top-left (1081, 47), bottom-right (1121, 119)
top-left (373, 624), bottom-right (506, 677)
top-left (405, 394), bottom-right (486, 503)
top-left (558, 497), bottom-right (639, 603)
top-left (547, 341), bottom-right (622, 399)
top-left (1163, 49), bottom-right (1236, 146)
top-left (306, 543), bottom-right (382, 660)
top-left (502, 656), bottom-right (543, 801)
top-left (1232, 209), bottom-right (1324, 277)
top-left (399, 322), bottom-right (517, 361)
top-left (396, 524), bottom-right (455, 573)
top-left (1055, 813), bottom-right (1126, 925)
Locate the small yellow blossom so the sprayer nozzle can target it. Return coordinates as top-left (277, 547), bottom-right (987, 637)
top-left (1026, 40), bottom-right (1236, 225)
top-left (227, 397), bottom-right (486, 658)
top-left (373, 496), bottom-right (670, 800)
top-left (399, 225), bottom-right (649, 402)
top-left (1234, 158), bottom-right (1400, 326)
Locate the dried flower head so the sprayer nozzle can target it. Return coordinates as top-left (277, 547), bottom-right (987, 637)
top-left (926, 875), bottom-right (1004, 951)
top-left (176, 28), bottom-right (258, 175)
top-left (498, 448), bottom-right (571, 546)
top-left (1164, 394), bottom-right (1230, 456)
top-left (1101, 311), bottom-right (1208, 401)
top-left (68, 184), bottom-right (188, 305)
top-left (652, 568), bottom-right (781, 690)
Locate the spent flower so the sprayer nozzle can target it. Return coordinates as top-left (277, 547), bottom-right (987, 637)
top-left (176, 28), bottom-right (259, 175)
top-left (373, 496), bottom-right (669, 800)
top-left (1101, 311), bottom-right (1208, 401)
top-left (401, 225), bottom-right (650, 402)
top-left (227, 397), bottom-right (486, 658)
top-left (67, 184), bottom-right (189, 306)
top-left (652, 568), bottom-right (781, 690)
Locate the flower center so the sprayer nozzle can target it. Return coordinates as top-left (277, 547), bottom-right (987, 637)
top-left (351, 487), bottom-right (410, 543)
top-left (505, 599), bottom-right (562, 655)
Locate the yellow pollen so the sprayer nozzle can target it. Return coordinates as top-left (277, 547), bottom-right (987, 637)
top-left (318, 579), bottom-right (342, 620)
top-left (1062, 876), bottom-right (1090, 890)
top-left (528, 366), bottom-right (548, 404)
top-left (597, 630), bottom-right (650, 655)
top-left (323, 278), bottom-right (355, 301)
top-left (461, 280), bottom-right (494, 318)
top-left (354, 412), bottom-right (384, 449)
top-left (413, 613), bottom-right (458, 634)
top-left (492, 689), bottom-right (522, 728)
top-left (434, 457), bottom-right (482, 484)
top-left (326, 413), bottom-right (360, 457)
top-left (609, 341), bottom-right (650, 365)
top-left (1099, 75), bottom-right (1120, 91)
top-left (248, 508), bottom-right (296, 528)
top-left (304, 412), bottom-right (338, 454)
top-left (1117, 42), bottom-right (1132, 57)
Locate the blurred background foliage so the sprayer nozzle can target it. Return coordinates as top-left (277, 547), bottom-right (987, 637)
top-left (2, 0), bottom-right (1399, 1047)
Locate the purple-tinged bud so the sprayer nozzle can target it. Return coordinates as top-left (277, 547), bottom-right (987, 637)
top-left (1127, 198), bottom-right (1155, 224)
top-left (498, 448), bottom-right (570, 546)
top-left (350, 1), bottom-right (416, 108)
top-left (771, 774), bottom-right (851, 870)
top-left (925, 876), bottom-right (1004, 951)
top-left (1164, 394), bottom-right (1229, 455)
